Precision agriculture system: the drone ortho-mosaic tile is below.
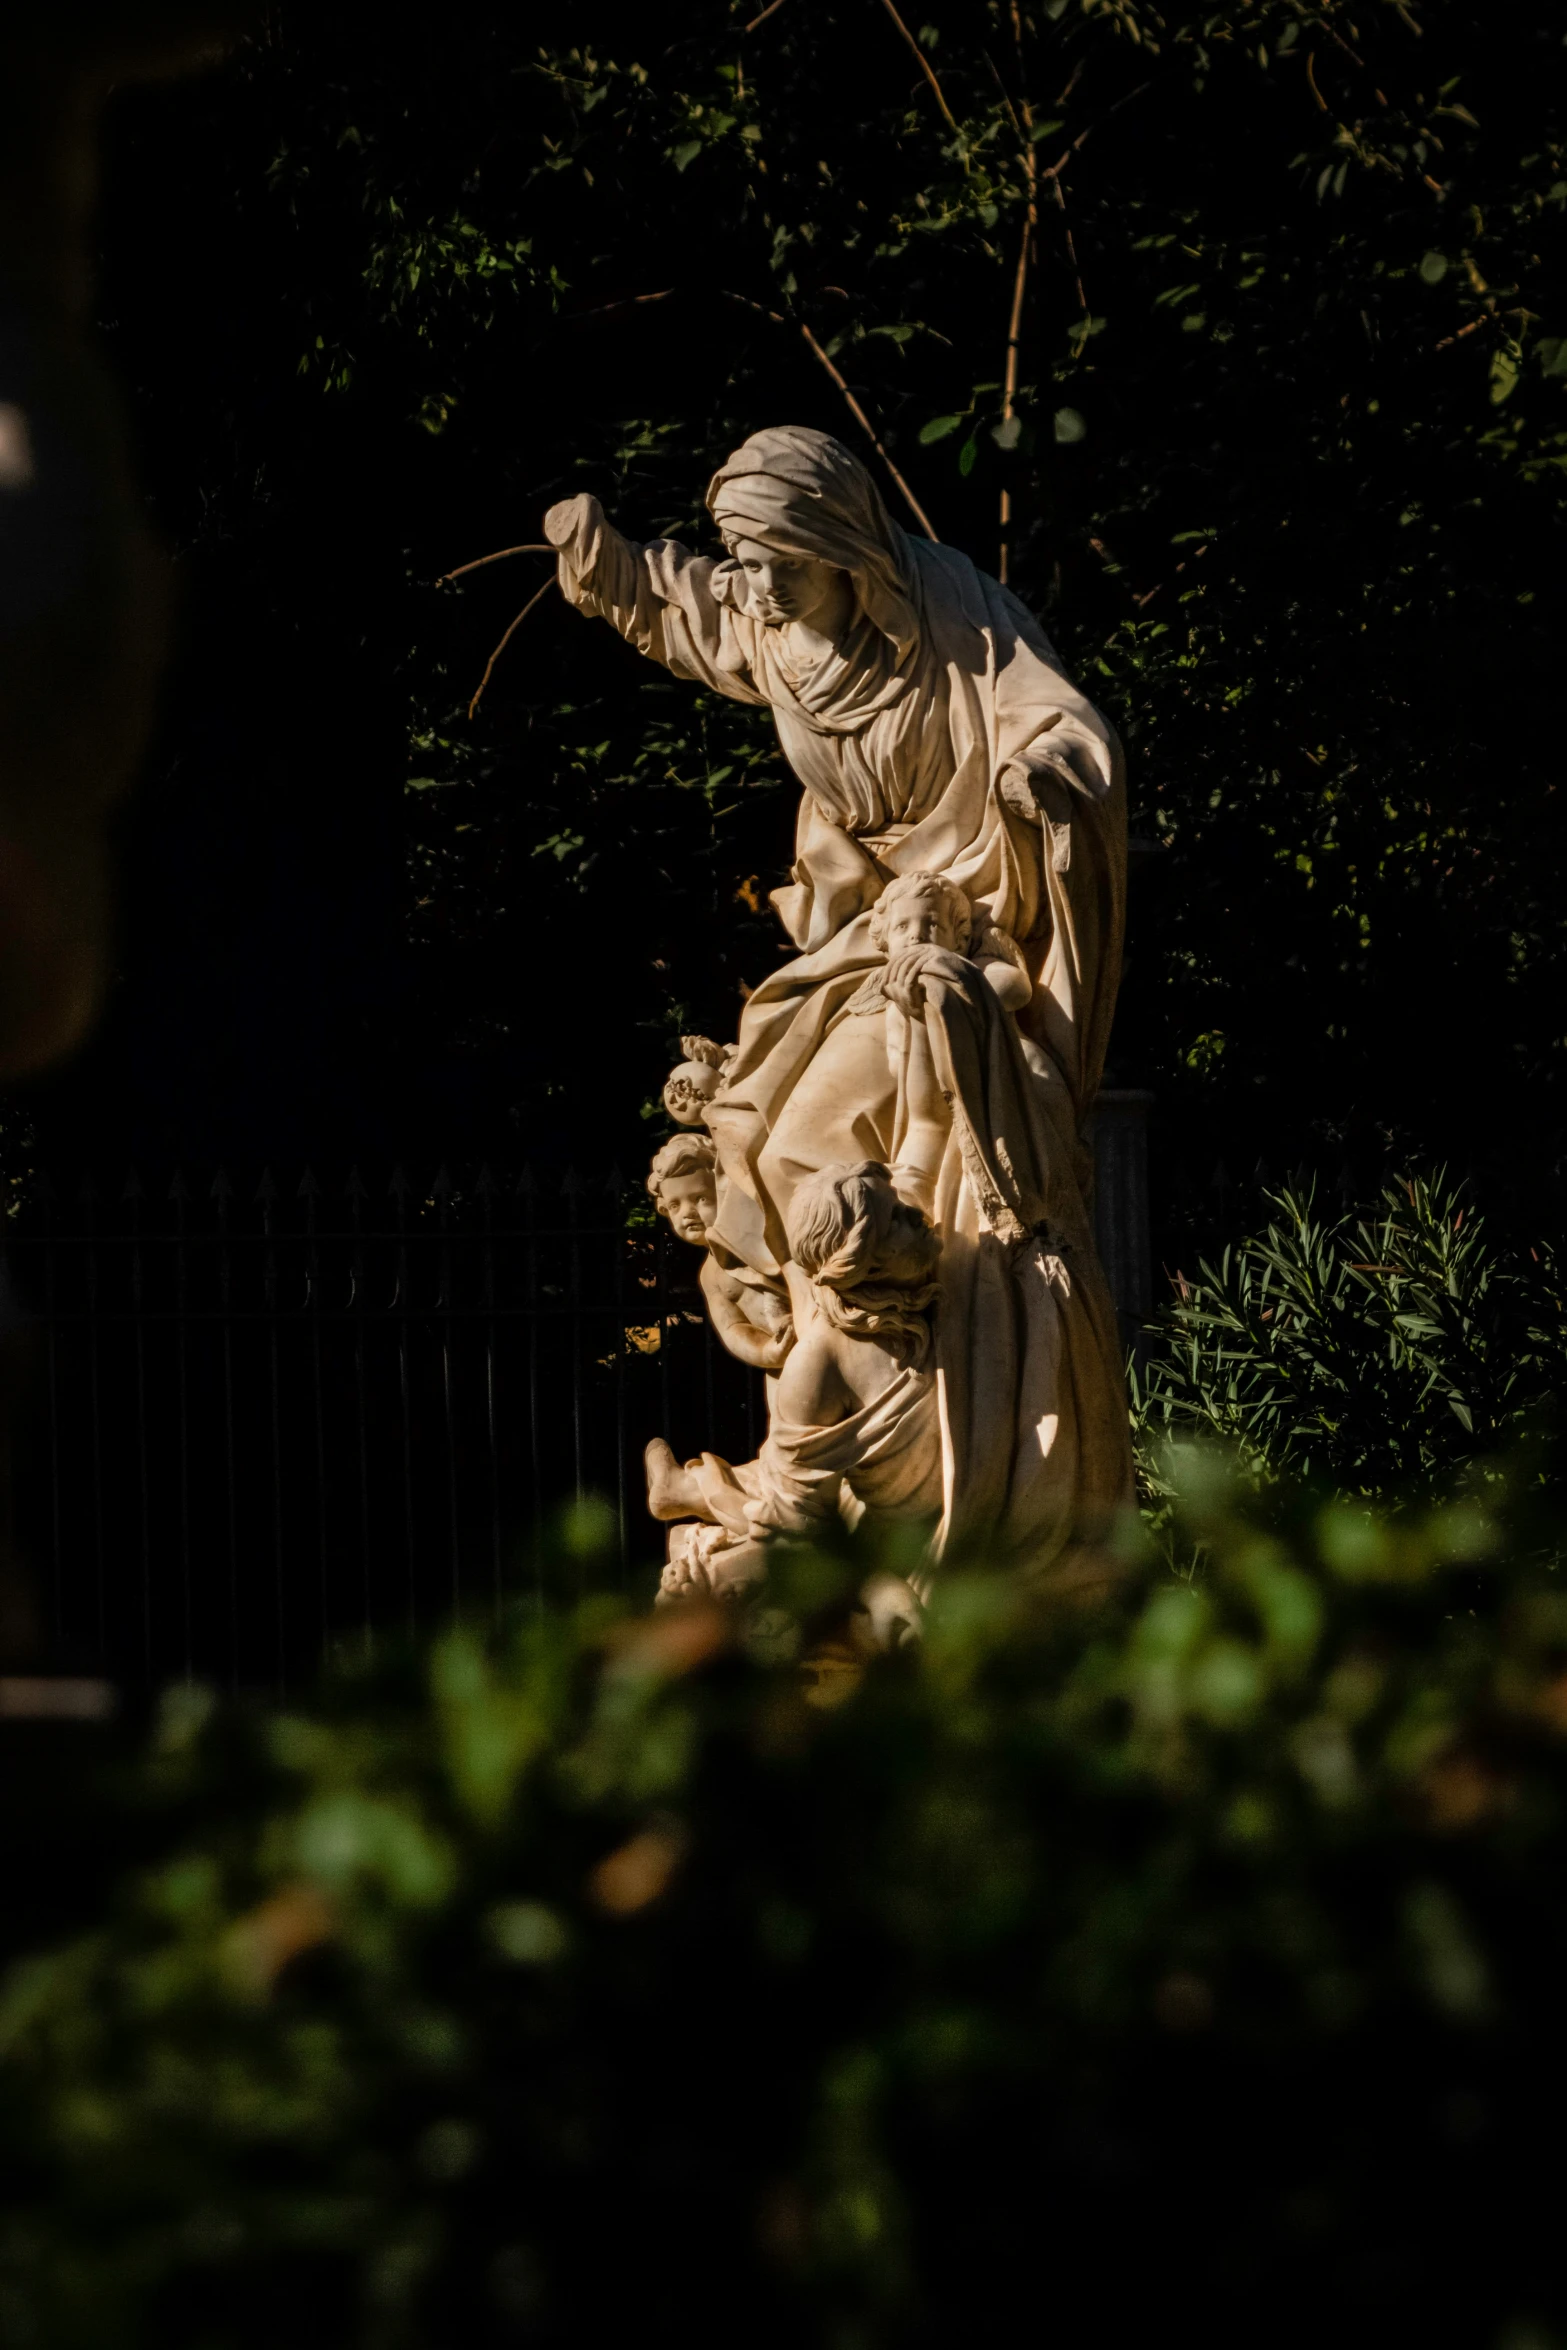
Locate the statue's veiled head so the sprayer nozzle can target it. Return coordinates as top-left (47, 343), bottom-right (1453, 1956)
top-left (707, 426), bottom-right (921, 656)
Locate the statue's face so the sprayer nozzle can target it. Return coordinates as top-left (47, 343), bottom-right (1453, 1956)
top-left (877, 1195), bottom-right (941, 1287)
top-left (726, 536), bottom-right (847, 629)
top-left (661, 1170), bottom-right (717, 1246)
top-left (880, 888), bottom-right (963, 958)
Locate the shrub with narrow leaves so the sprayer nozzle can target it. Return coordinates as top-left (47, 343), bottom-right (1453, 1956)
top-left (1132, 1171), bottom-right (1567, 1497)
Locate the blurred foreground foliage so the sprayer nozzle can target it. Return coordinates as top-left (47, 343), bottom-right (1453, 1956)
top-left (3, 1461), bottom-right (1567, 2345)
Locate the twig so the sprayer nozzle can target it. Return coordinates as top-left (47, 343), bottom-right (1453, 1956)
top-left (1052, 179), bottom-right (1088, 317)
top-left (565, 289), bottom-right (675, 324)
top-left (468, 577), bottom-right (557, 718)
top-left (1038, 79), bottom-right (1153, 184)
top-left (798, 322), bottom-right (940, 541)
top-left (723, 290), bottom-right (940, 539)
top-left (1431, 309), bottom-right (1497, 353)
top-left (745, 0), bottom-right (790, 22)
top-left (1304, 50), bottom-right (1329, 112)
top-left (438, 543), bottom-right (553, 584)
top-left (875, 0), bottom-right (961, 135)
top-left (998, 0), bottom-right (1040, 583)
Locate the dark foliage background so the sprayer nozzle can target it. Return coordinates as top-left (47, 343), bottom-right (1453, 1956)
top-left (23, 0), bottom-right (1564, 1251)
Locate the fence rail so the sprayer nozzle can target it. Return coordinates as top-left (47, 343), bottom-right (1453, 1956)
top-left (0, 1099), bottom-right (1156, 1689)
top-left (0, 1165), bottom-right (763, 1689)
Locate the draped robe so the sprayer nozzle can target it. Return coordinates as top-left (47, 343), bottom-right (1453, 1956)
top-left (549, 482), bottom-right (1133, 1566)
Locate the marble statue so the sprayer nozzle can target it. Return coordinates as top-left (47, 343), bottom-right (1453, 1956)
top-left (646, 1132), bottom-right (794, 1375)
top-left (546, 423), bottom-right (1132, 1618)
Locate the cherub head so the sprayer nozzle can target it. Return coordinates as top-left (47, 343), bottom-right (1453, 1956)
top-left (787, 1160), bottom-right (940, 1364)
top-left (869, 871), bottom-right (973, 960)
top-left (646, 1132), bottom-right (719, 1248)
top-left (661, 1034), bottom-right (732, 1128)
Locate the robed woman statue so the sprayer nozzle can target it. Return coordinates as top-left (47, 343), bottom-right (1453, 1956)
top-left (544, 425), bottom-right (1132, 1574)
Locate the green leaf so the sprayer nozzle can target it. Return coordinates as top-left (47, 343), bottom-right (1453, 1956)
top-left (957, 431), bottom-right (979, 477)
top-left (919, 414), bottom-right (964, 444)
top-left (1053, 407), bottom-right (1087, 444)
top-left (1539, 337), bottom-right (1567, 379)
top-left (991, 416), bottom-right (1023, 452)
top-left (1489, 349), bottom-right (1519, 405)
top-left (1418, 251), bottom-right (1448, 285)
top-left (671, 141), bottom-right (702, 172)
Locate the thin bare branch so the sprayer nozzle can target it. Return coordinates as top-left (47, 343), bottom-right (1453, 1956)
top-left (1038, 79), bottom-right (1153, 183)
top-left (744, 0), bottom-right (790, 25)
top-left (997, 0), bottom-right (1042, 583)
top-left (439, 543), bottom-right (554, 585)
top-left (1052, 56), bottom-right (1086, 111)
top-left (565, 289), bottom-right (675, 324)
top-left (468, 576), bottom-right (557, 718)
top-left (875, 0), bottom-right (961, 135)
top-left (1052, 177), bottom-right (1088, 316)
top-left (723, 290), bottom-right (940, 540)
top-left (798, 322), bottom-right (941, 541)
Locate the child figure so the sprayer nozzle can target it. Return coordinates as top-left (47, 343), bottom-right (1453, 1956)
top-left (645, 1132), bottom-right (794, 1373)
top-left (661, 1034), bottom-right (733, 1128)
top-left (758, 869), bottom-right (1040, 1227)
top-left (865, 869), bottom-right (1031, 1016)
top-left (647, 1160), bottom-right (940, 1641)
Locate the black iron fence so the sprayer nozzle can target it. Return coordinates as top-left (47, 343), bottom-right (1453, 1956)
top-left (0, 1100), bottom-right (1158, 1690)
top-left (0, 1165), bottom-right (763, 1689)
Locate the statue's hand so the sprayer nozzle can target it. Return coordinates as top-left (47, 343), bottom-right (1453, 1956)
top-left (885, 942), bottom-right (972, 1016)
top-left (542, 493), bottom-right (600, 549)
top-left (998, 762), bottom-right (1044, 826)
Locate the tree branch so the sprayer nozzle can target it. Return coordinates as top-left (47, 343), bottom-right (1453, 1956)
top-left (467, 576), bottom-right (557, 718)
top-left (874, 0), bottom-right (961, 136)
top-left (723, 290), bottom-right (940, 540)
top-left (438, 544), bottom-right (553, 584)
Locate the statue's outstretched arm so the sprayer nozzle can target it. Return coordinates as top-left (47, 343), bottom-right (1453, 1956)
top-left (543, 493), bottom-right (767, 704)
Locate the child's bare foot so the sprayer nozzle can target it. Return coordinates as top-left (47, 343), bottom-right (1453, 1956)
top-left (645, 1437), bottom-right (703, 1522)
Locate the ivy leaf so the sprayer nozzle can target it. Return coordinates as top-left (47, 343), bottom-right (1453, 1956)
top-left (919, 414), bottom-right (964, 444)
top-left (671, 141), bottom-right (702, 172)
top-left (1053, 407), bottom-right (1087, 444)
top-left (1539, 337), bottom-right (1567, 378)
top-left (957, 431), bottom-right (979, 478)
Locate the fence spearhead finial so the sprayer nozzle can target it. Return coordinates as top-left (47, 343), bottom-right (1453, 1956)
top-left (344, 1165), bottom-right (369, 1202)
top-left (167, 1169), bottom-right (191, 1204)
top-left (121, 1165), bottom-right (144, 1202)
top-left (431, 1164), bottom-right (456, 1204)
top-left (475, 1162), bottom-right (498, 1200)
top-left (210, 1168), bottom-right (234, 1202)
top-left (388, 1164), bottom-right (413, 1202)
top-left (254, 1169), bottom-right (279, 1206)
top-left (297, 1167), bottom-right (321, 1199)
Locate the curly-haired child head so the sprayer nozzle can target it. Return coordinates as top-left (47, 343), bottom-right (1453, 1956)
top-left (869, 871), bottom-right (972, 958)
top-left (647, 1133), bottom-right (718, 1247)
